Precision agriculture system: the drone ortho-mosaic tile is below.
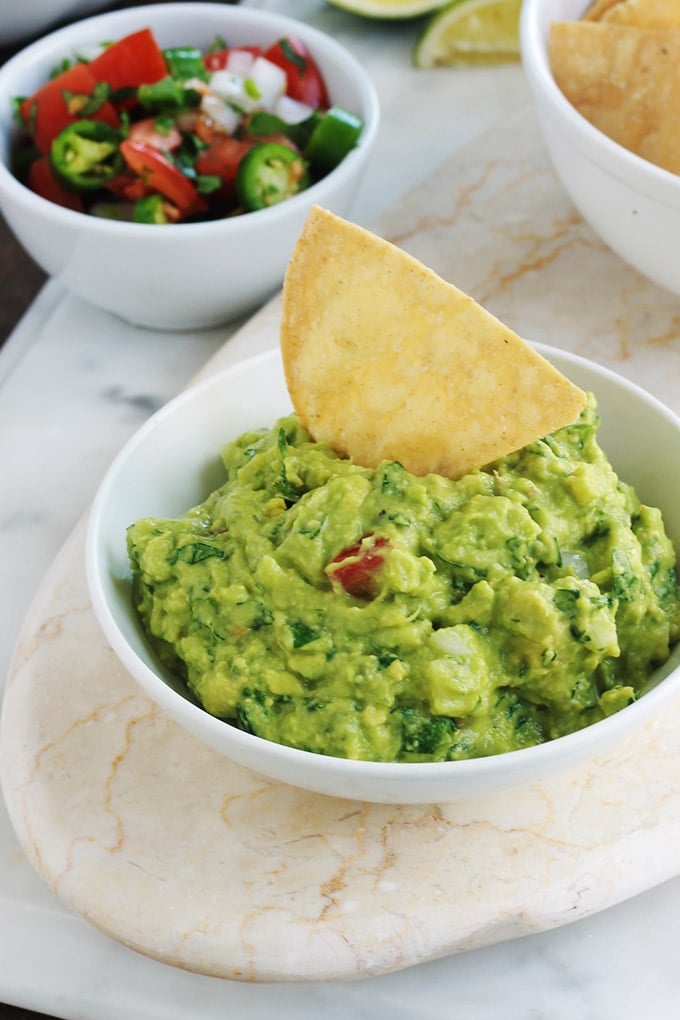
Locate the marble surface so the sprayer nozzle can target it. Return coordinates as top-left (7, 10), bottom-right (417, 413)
top-left (4, 274), bottom-right (680, 985)
top-left (2, 0), bottom-right (680, 1016)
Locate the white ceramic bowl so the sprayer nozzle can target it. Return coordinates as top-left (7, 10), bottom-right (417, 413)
top-left (0, 4), bottom-right (379, 329)
top-left (521, 0), bottom-right (680, 298)
top-left (86, 344), bottom-right (680, 804)
top-left (0, 0), bottom-right (112, 48)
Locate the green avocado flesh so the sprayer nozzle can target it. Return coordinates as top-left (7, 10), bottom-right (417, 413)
top-left (127, 396), bottom-right (680, 763)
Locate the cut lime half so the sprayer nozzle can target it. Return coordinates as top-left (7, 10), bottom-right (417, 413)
top-left (325, 0), bottom-right (449, 19)
top-left (414, 0), bottom-right (522, 66)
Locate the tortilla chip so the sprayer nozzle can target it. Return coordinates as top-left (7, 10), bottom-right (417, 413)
top-left (280, 206), bottom-right (586, 480)
top-left (549, 22), bottom-right (680, 175)
top-left (584, 0), bottom-right (680, 26)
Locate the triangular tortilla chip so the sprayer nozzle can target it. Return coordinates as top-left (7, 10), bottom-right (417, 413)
top-left (584, 0), bottom-right (680, 26)
top-left (549, 22), bottom-right (680, 175)
top-left (280, 206), bottom-right (586, 480)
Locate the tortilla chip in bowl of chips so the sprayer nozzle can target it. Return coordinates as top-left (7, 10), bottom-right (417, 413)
top-left (521, 0), bottom-right (680, 298)
top-left (87, 209), bottom-right (680, 805)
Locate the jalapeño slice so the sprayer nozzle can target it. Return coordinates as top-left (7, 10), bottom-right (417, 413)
top-left (235, 141), bottom-right (309, 211)
top-left (50, 119), bottom-right (123, 191)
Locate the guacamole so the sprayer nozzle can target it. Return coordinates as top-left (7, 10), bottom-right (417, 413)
top-left (127, 396), bottom-right (680, 762)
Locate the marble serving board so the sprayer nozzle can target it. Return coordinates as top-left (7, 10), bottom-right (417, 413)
top-left (3, 109), bottom-right (680, 984)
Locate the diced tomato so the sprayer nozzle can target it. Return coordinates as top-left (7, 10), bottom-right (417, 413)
top-left (191, 113), bottom-right (229, 147)
top-left (19, 62), bottom-right (120, 156)
top-left (102, 170), bottom-right (134, 197)
top-left (263, 37), bottom-right (329, 108)
top-left (326, 535), bottom-right (390, 599)
top-left (195, 136), bottom-right (254, 195)
top-left (104, 171), bottom-right (154, 201)
top-left (128, 117), bottom-right (182, 152)
top-left (203, 45), bottom-right (262, 73)
top-left (87, 28), bottom-right (167, 92)
top-left (27, 157), bottom-right (84, 211)
top-left (119, 139), bottom-right (206, 216)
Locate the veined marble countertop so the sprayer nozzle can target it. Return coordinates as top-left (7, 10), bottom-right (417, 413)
top-left (2, 1), bottom-right (680, 1018)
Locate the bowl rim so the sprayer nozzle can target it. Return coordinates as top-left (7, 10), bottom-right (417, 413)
top-left (85, 343), bottom-right (680, 801)
top-left (520, 0), bottom-right (680, 210)
top-left (0, 1), bottom-right (380, 239)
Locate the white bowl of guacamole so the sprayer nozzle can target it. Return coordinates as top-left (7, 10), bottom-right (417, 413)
top-left (86, 345), bottom-right (680, 803)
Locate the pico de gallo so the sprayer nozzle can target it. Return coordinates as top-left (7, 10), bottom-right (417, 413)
top-left (11, 27), bottom-right (364, 224)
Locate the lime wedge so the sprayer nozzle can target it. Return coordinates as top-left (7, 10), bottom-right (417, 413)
top-left (325, 0), bottom-right (449, 18)
top-left (414, 0), bottom-right (522, 66)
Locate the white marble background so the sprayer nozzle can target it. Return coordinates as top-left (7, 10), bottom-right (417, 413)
top-left (2, 0), bottom-right (680, 1017)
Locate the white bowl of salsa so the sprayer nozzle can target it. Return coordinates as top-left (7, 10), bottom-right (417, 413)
top-left (0, 3), bottom-right (379, 329)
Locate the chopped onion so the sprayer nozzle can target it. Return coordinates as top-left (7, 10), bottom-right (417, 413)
top-left (184, 76), bottom-right (210, 96)
top-left (430, 628), bottom-right (475, 657)
top-left (275, 94), bottom-right (314, 124)
top-left (560, 551), bottom-right (590, 578)
top-left (209, 70), bottom-right (259, 114)
top-left (248, 56), bottom-right (287, 111)
top-left (200, 93), bottom-right (241, 134)
top-left (226, 49), bottom-right (256, 78)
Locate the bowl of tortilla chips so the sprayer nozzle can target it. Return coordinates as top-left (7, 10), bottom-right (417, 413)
top-left (521, 0), bottom-right (680, 298)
